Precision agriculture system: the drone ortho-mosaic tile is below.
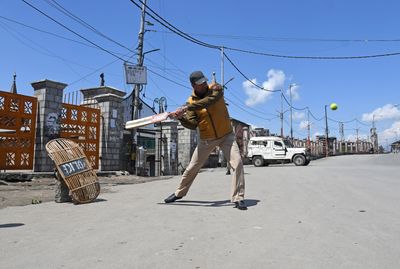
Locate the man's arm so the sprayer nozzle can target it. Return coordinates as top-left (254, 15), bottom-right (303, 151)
top-left (178, 109), bottom-right (198, 129)
top-left (187, 84), bottom-right (224, 111)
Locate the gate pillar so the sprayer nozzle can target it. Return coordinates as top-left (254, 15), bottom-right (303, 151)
top-left (81, 86), bottom-right (125, 171)
top-left (32, 79), bottom-right (67, 172)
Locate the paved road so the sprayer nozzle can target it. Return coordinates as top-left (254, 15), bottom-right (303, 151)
top-left (1, 154), bottom-right (399, 269)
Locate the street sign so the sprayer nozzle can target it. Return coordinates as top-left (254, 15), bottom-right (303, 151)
top-left (124, 63), bottom-right (147, 84)
top-left (59, 157), bottom-right (89, 177)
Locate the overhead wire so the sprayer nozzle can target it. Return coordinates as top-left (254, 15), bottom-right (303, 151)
top-left (328, 117), bottom-right (371, 127)
top-left (128, 0), bottom-right (219, 49)
top-left (145, 74), bottom-right (181, 107)
top-left (223, 52), bottom-right (279, 92)
top-left (0, 18), bottom-right (135, 90)
top-left (145, 40), bottom-right (187, 76)
top-left (22, 0), bottom-right (127, 62)
top-left (225, 88), bottom-right (278, 117)
top-left (129, 0), bottom-right (400, 60)
top-left (309, 110), bottom-right (325, 121)
top-left (132, 0), bottom-right (378, 128)
top-left (18, 0), bottom-right (380, 134)
top-left (147, 68), bottom-right (191, 90)
top-left (153, 30), bottom-right (400, 43)
top-left (145, 57), bottom-right (188, 85)
top-left (356, 118), bottom-right (372, 127)
top-left (281, 92), bottom-right (308, 111)
top-left (126, 0), bottom-right (400, 131)
top-left (21, 0), bottom-right (277, 121)
top-left (0, 20), bottom-right (100, 85)
top-left (132, 0), bottom-right (352, 104)
top-left (225, 96), bottom-right (280, 122)
top-left (68, 54), bottom-right (133, 86)
top-left (328, 117), bottom-right (356, 124)
top-left (224, 46), bottom-right (400, 60)
top-left (43, 0), bottom-right (135, 53)
top-left (0, 15), bottom-right (99, 49)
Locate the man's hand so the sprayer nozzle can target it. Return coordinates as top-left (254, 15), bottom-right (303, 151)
top-left (169, 106), bottom-right (187, 119)
top-left (209, 83), bottom-right (223, 91)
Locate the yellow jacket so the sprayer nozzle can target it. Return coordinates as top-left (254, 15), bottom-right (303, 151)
top-left (179, 84), bottom-right (232, 140)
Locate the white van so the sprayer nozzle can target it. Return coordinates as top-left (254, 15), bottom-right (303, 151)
top-left (247, 136), bottom-right (311, 167)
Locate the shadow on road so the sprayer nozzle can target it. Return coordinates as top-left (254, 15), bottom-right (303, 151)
top-left (158, 199), bottom-right (260, 208)
top-left (71, 198), bottom-right (108, 205)
top-left (93, 198), bottom-right (107, 203)
top-left (0, 223), bottom-right (25, 228)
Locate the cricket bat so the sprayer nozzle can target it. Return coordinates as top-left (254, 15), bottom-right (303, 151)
top-left (125, 107), bottom-right (186, 129)
top-left (125, 72), bottom-right (233, 130)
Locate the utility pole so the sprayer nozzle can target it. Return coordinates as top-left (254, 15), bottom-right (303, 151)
top-left (355, 128), bottom-right (359, 153)
top-left (339, 122), bottom-right (344, 153)
top-left (131, 0), bottom-right (147, 173)
top-left (339, 122), bottom-right (344, 142)
top-left (307, 109), bottom-right (310, 148)
top-left (372, 115), bottom-right (375, 129)
top-left (220, 46), bottom-right (224, 86)
top-left (324, 105), bottom-right (329, 157)
top-left (280, 90), bottom-right (284, 138)
top-left (132, 0), bottom-right (147, 125)
top-left (370, 114), bottom-right (378, 153)
top-left (289, 84), bottom-right (293, 142)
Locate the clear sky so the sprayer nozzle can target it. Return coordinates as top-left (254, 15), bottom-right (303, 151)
top-left (1, 0), bottom-right (400, 148)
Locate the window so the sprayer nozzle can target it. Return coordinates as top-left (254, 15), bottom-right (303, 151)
top-left (251, 140), bottom-right (268, 146)
top-left (274, 141), bottom-right (283, 148)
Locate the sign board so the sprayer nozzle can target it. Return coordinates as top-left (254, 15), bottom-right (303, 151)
top-left (59, 157), bottom-right (89, 177)
top-left (124, 63), bottom-right (147, 84)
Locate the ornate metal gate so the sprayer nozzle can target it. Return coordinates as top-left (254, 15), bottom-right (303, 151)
top-left (60, 103), bottom-right (100, 169)
top-left (0, 91), bottom-right (37, 170)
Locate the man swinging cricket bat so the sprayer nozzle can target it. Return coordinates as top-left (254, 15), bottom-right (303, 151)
top-left (161, 70), bottom-right (247, 210)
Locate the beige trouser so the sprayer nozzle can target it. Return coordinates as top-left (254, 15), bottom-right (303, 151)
top-left (175, 132), bottom-right (245, 202)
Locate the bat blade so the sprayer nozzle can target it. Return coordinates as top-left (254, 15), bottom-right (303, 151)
top-left (125, 112), bottom-right (170, 129)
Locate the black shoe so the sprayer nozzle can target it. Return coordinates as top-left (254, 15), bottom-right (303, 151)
top-left (226, 171), bottom-right (231, 175)
top-left (234, 200), bottom-right (247, 210)
top-left (164, 193), bottom-right (182, 203)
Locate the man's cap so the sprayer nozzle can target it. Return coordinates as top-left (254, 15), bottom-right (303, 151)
top-left (189, 71), bottom-right (208, 85)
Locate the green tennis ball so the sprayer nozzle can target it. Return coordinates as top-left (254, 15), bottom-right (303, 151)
top-left (330, 103), bottom-right (338, 110)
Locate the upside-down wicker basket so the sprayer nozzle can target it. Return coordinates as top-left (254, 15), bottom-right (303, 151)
top-left (46, 138), bottom-right (100, 204)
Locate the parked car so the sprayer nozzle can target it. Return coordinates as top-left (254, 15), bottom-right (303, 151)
top-left (247, 136), bottom-right (311, 167)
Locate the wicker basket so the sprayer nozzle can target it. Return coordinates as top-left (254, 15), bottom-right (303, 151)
top-left (46, 138), bottom-right (100, 204)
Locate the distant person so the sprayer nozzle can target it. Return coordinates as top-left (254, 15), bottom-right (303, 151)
top-left (165, 71), bottom-right (246, 210)
top-left (217, 147), bottom-right (224, 167)
top-left (226, 163), bottom-right (231, 175)
top-left (218, 146), bottom-right (231, 175)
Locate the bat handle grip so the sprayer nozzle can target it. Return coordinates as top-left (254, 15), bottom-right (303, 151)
top-left (170, 106), bottom-right (187, 119)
